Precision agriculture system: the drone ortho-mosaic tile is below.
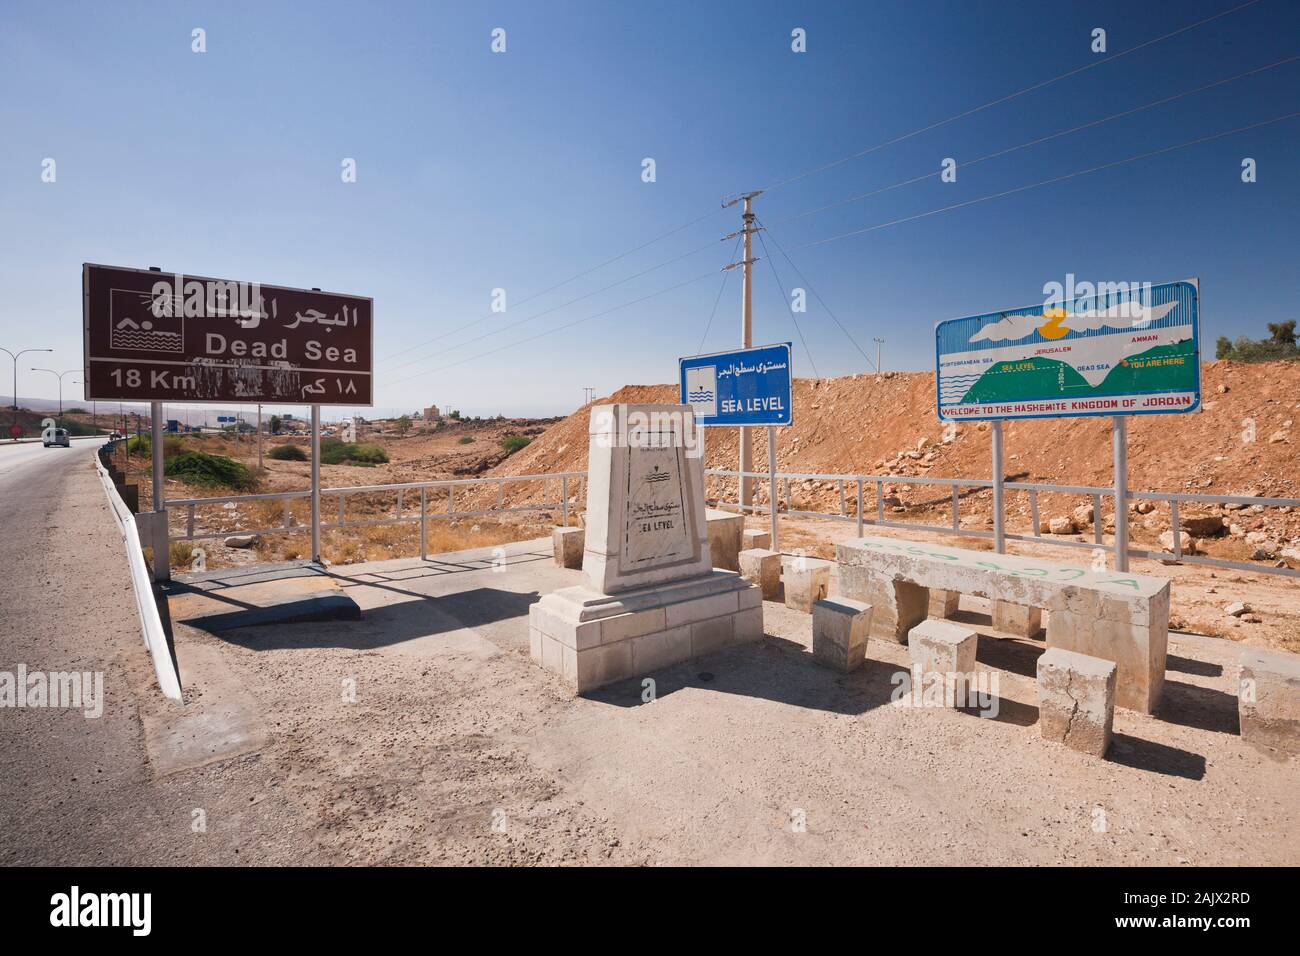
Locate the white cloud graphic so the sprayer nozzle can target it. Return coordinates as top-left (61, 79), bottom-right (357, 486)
top-left (969, 300), bottom-right (1179, 343)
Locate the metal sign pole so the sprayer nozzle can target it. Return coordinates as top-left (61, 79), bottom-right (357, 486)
top-left (257, 403), bottom-right (263, 469)
top-left (991, 420), bottom-right (1005, 554)
top-left (150, 402), bottom-right (164, 505)
top-left (767, 425), bottom-right (778, 551)
top-left (311, 404), bottom-right (322, 564)
top-left (150, 400), bottom-right (170, 581)
top-left (1113, 416), bottom-right (1129, 572)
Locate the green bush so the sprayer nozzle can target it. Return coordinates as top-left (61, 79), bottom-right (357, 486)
top-left (164, 452), bottom-right (257, 490)
top-left (319, 438), bottom-right (389, 465)
top-left (268, 443), bottom-right (308, 461)
top-left (457, 436), bottom-right (474, 445)
top-left (501, 435), bottom-right (532, 455)
top-left (127, 434), bottom-right (188, 458)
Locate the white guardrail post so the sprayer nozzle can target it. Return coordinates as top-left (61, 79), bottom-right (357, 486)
top-left (95, 440), bottom-right (183, 703)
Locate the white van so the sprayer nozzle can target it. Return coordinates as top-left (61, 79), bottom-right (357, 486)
top-left (44, 428), bottom-right (71, 448)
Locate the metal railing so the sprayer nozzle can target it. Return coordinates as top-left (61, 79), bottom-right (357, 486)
top-left (167, 471), bottom-right (586, 561)
top-left (95, 440), bottom-right (183, 702)
top-left (706, 467), bottom-right (1300, 579)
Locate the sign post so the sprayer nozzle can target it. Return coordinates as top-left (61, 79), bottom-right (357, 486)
top-left (311, 405), bottom-right (322, 564)
top-left (150, 401), bottom-right (168, 580)
top-left (680, 342), bottom-right (793, 551)
top-left (82, 264), bottom-right (373, 578)
top-left (991, 421), bottom-right (1005, 554)
top-left (766, 425), bottom-right (779, 549)
top-left (1113, 417), bottom-right (1129, 572)
top-left (936, 279), bottom-right (1200, 569)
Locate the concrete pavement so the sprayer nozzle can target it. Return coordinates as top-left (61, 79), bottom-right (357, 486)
top-left (0, 438), bottom-right (309, 864)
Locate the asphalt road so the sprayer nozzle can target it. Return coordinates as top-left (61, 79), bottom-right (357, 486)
top-left (0, 436), bottom-right (289, 864)
top-left (0, 436), bottom-right (99, 481)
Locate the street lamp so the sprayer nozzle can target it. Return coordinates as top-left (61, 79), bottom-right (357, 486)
top-left (30, 368), bottom-right (80, 423)
top-left (1, 347), bottom-right (53, 410)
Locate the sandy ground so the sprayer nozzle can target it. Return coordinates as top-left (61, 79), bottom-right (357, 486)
top-left (3, 443), bottom-right (1296, 866)
top-left (146, 539), bottom-right (1298, 865)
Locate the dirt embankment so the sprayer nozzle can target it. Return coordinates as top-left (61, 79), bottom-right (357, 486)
top-left (488, 361), bottom-right (1300, 557)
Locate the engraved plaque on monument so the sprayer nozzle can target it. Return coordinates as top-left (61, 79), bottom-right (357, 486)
top-left (529, 403), bottom-right (763, 693)
top-left (582, 403), bottom-right (711, 594)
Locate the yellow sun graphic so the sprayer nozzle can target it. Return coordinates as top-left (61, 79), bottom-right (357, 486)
top-left (1037, 307), bottom-right (1071, 340)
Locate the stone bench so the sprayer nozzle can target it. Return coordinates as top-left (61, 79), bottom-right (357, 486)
top-left (783, 560), bottom-right (829, 612)
top-left (812, 597), bottom-right (872, 672)
top-left (705, 508), bottom-right (745, 571)
top-left (739, 548), bottom-right (781, 600)
top-left (1037, 648), bottom-right (1116, 757)
top-left (837, 535), bottom-right (1169, 713)
top-left (552, 526), bottom-right (585, 569)
top-left (1238, 647), bottom-right (1300, 755)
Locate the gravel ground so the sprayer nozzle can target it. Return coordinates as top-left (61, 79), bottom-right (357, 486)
top-left (2, 446), bottom-right (1297, 865)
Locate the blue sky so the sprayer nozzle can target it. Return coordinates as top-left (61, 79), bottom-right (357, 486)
top-left (2, 0), bottom-right (1297, 419)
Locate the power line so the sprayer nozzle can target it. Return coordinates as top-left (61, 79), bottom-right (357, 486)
top-left (385, 110), bottom-right (1300, 389)
top-left (758, 218), bottom-right (877, 372)
top-left (384, 237), bottom-right (722, 374)
top-left (795, 111), bottom-right (1300, 250)
top-left (771, 51), bottom-right (1300, 226)
top-left (755, 227), bottom-right (819, 377)
top-left (694, 234), bottom-right (742, 355)
top-left (387, 267), bottom-right (725, 386)
top-left (758, 0), bottom-right (1267, 195)
top-left (377, 205), bottom-right (726, 365)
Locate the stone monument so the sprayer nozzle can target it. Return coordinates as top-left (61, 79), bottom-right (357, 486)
top-left (530, 403), bottom-right (763, 692)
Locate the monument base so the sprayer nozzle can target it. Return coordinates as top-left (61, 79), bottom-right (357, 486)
top-left (530, 570), bottom-right (763, 693)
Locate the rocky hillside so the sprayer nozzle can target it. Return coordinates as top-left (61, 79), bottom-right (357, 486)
top-left (487, 361), bottom-right (1300, 562)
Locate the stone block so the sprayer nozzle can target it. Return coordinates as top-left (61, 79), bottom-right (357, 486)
top-left (691, 615), bottom-right (735, 656)
top-left (783, 562), bottom-right (829, 612)
top-left (742, 528), bottom-right (771, 551)
top-left (812, 598), bottom-right (873, 672)
top-left (1037, 647), bottom-right (1116, 757)
top-left (552, 526), bottom-right (585, 569)
top-left (838, 562), bottom-right (927, 643)
top-left (530, 571), bottom-right (762, 692)
top-left (739, 548), bottom-right (781, 600)
top-left (929, 588), bottom-right (960, 619)
top-left (992, 600), bottom-right (1043, 638)
top-left (836, 535), bottom-right (1169, 712)
top-left (706, 508), bottom-right (745, 571)
top-left (907, 619), bottom-right (977, 706)
top-left (1238, 647), bottom-right (1300, 754)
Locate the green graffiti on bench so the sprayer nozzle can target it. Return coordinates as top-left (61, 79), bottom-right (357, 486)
top-left (855, 538), bottom-right (1142, 590)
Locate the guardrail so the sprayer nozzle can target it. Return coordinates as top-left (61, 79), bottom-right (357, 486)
top-left (94, 440), bottom-right (183, 702)
top-left (166, 471), bottom-right (586, 560)
top-left (705, 467), bottom-right (1300, 580)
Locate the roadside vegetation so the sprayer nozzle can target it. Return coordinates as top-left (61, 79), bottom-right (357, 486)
top-left (268, 443), bottom-right (309, 461)
top-left (164, 451), bottom-right (257, 491)
top-left (1216, 320), bottom-right (1299, 363)
top-left (501, 434), bottom-right (532, 455)
top-left (319, 438), bottom-right (389, 466)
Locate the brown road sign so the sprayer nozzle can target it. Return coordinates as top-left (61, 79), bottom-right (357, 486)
top-left (82, 263), bottom-right (373, 405)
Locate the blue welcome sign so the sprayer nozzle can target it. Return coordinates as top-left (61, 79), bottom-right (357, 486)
top-left (679, 343), bottom-right (793, 427)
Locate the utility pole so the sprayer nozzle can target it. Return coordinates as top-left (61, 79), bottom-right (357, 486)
top-left (2, 347), bottom-right (52, 410)
top-left (257, 403), bottom-right (264, 469)
top-left (874, 338), bottom-right (885, 377)
top-left (721, 190), bottom-right (763, 510)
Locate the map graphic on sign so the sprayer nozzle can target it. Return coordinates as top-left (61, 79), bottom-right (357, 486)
top-left (935, 279), bottom-right (1200, 422)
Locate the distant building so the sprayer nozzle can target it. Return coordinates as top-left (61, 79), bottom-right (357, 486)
top-left (424, 404), bottom-right (440, 421)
